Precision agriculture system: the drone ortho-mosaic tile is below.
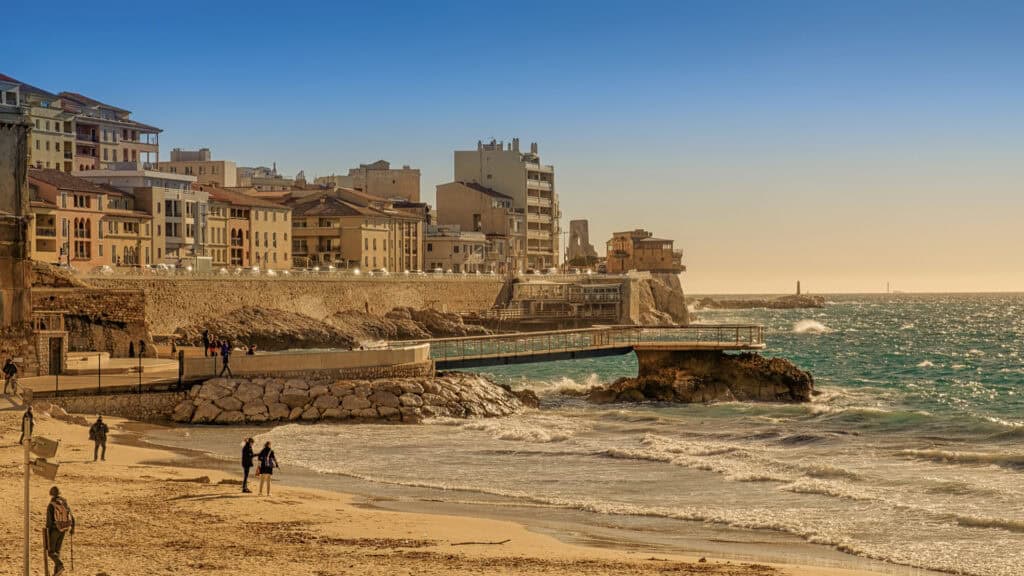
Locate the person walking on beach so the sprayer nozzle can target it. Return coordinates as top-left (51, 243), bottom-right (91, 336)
top-left (241, 438), bottom-right (255, 493)
top-left (45, 486), bottom-right (75, 576)
top-left (3, 357), bottom-right (17, 394)
top-left (19, 406), bottom-right (34, 445)
top-left (89, 416), bottom-right (109, 461)
top-left (202, 329), bottom-right (210, 357)
top-left (256, 441), bottom-right (279, 496)
top-left (219, 340), bottom-right (233, 378)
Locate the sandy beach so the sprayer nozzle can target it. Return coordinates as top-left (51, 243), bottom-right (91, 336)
top-left (0, 400), bottom-right (893, 576)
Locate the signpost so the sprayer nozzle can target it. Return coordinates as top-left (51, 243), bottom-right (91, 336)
top-left (22, 417), bottom-right (60, 576)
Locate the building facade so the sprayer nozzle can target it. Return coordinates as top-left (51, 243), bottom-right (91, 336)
top-left (453, 139), bottom-right (559, 270)
top-left (288, 189), bottom-right (423, 271)
top-left (314, 160), bottom-right (421, 202)
top-left (79, 166), bottom-right (202, 264)
top-left (605, 229), bottom-right (685, 274)
top-left (435, 181), bottom-right (524, 274)
top-left (156, 148), bottom-right (238, 187)
top-left (1, 73), bottom-right (162, 175)
top-left (424, 225), bottom-right (488, 273)
top-left (27, 168), bottom-right (152, 268)
top-left (207, 187), bottom-right (291, 270)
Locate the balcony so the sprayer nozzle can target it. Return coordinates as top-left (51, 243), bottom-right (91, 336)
top-left (526, 179), bottom-right (552, 191)
top-left (527, 229), bottom-right (550, 240)
top-left (36, 226), bottom-right (56, 238)
top-left (526, 195), bottom-right (552, 207)
top-left (524, 162), bottom-right (554, 173)
top-left (76, 134), bottom-right (98, 144)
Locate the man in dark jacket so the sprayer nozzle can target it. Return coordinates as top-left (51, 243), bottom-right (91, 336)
top-left (45, 486), bottom-right (75, 576)
top-left (241, 438), bottom-right (255, 493)
top-left (202, 329), bottom-right (210, 357)
top-left (19, 406), bottom-right (33, 445)
top-left (2, 357), bottom-right (16, 393)
top-left (218, 341), bottom-right (233, 378)
top-left (89, 416), bottom-right (109, 461)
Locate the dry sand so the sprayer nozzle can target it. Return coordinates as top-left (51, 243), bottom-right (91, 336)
top-left (0, 400), bottom-right (890, 576)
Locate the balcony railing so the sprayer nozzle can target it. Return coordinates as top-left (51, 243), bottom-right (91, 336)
top-left (36, 226), bottom-right (56, 238)
top-left (76, 134), bottom-right (98, 143)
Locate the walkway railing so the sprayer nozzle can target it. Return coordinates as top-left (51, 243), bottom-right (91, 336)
top-left (406, 324), bottom-right (765, 363)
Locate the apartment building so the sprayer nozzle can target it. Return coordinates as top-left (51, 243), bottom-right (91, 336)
top-left (156, 148), bottom-right (238, 187)
top-left (0, 73), bottom-right (162, 175)
top-left (314, 160), bottom-right (421, 202)
top-left (79, 165), bottom-right (202, 264)
top-left (288, 189), bottom-right (423, 271)
top-left (453, 138), bottom-right (559, 270)
top-left (435, 181), bottom-right (525, 274)
top-left (605, 229), bottom-right (685, 274)
top-left (424, 225), bottom-right (488, 273)
top-left (27, 168), bottom-right (152, 268)
top-left (206, 187), bottom-right (291, 269)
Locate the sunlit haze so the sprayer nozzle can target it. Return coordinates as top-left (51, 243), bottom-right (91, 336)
top-left (6, 0), bottom-right (1023, 293)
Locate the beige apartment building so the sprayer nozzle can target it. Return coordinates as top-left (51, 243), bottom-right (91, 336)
top-left (314, 160), bottom-right (421, 202)
top-left (605, 229), bottom-right (685, 274)
top-left (424, 225), bottom-right (488, 273)
top-left (237, 164), bottom-right (295, 191)
top-left (207, 187), bottom-right (292, 269)
top-left (156, 148), bottom-right (238, 187)
top-left (79, 166), bottom-right (203, 264)
top-left (435, 181), bottom-right (525, 274)
top-left (2, 73), bottom-right (161, 175)
top-left (288, 189), bottom-right (423, 271)
top-left (453, 139), bottom-right (559, 270)
top-left (27, 168), bottom-right (152, 268)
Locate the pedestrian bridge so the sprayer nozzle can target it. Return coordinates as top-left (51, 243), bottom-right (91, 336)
top-left (406, 324), bottom-right (766, 370)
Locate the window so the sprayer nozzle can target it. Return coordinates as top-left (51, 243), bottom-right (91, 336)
top-left (99, 244), bottom-right (103, 257)
top-left (427, 243), bottom-right (432, 252)
top-left (112, 149), bottom-right (117, 162)
top-left (103, 149), bottom-right (108, 161)
top-left (454, 245), bottom-right (460, 254)
top-left (35, 140), bottom-right (39, 150)
top-left (45, 141), bottom-right (50, 151)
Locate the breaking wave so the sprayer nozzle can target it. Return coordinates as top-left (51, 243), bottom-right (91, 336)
top-left (793, 319), bottom-right (834, 334)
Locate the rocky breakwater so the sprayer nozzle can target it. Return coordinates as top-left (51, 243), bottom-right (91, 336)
top-left (173, 373), bottom-right (525, 425)
top-left (587, 351), bottom-right (814, 404)
top-left (693, 294), bottom-right (826, 310)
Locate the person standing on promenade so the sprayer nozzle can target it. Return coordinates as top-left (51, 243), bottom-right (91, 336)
top-left (257, 441), bottom-right (279, 496)
top-left (202, 329), bottom-right (210, 357)
top-left (3, 357), bottom-right (17, 393)
top-left (241, 438), bottom-right (255, 493)
top-left (89, 416), bottom-right (109, 461)
top-left (45, 486), bottom-right (75, 576)
top-left (219, 341), bottom-right (233, 378)
top-left (19, 405), bottom-right (33, 444)
top-left (139, 339), bottom-right (147, 358)
top-left (128, 341), bottom-right (135, 358)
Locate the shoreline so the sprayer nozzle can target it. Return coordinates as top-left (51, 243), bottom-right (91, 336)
top-left (1, 399), bottom-right (949, 576)
top-left (128, 419), bottom-right (943, 576)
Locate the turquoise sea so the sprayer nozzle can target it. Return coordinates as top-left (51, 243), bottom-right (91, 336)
top-left (151, 294), bottom-right (1024, 576)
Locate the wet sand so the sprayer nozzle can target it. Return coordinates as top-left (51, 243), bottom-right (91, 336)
top-left (0, 404), bottom-right (896, 576)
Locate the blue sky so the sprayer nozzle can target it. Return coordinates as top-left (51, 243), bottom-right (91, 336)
top-left (5, 0), bottom-right (1023, 292)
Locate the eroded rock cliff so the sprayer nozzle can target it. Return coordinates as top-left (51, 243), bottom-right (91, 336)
top-left (587, 351), bottom-right (813, 404)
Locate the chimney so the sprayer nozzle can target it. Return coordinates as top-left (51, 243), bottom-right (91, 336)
top-left (512, 138), bottom-right (520, 152)
top-left (530, 142), bottom-right (538, 154)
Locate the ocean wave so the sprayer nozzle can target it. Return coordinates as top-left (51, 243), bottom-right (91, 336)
top-left (916, 360), bottom-right (935, 368)
top-left (793, 319), bottom-right (834, 334)
top-left (458, 415), bottom-right (588, 443)
top-left (955, 514), bottom-right (1024, 534)
top-left (779, 478), bottom-right (876, 502)
top-left (898, 448), bottom-right (1024, 468)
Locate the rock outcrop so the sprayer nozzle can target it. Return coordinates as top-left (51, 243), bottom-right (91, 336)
top-left (634, 273), bottom-right (689, 326)
top-left (385, 307), bottom-right (490, 338)
top-left (587, 352), bottom-right (814, 404)
top-left (175, 306), bottom-right (358, 351)
top-left (173, 373), bottom-right (524, 425)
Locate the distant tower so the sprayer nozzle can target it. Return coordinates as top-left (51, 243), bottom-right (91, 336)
top-left (796, 281), bottom-right (801, 296)
top-left (567, 220), bottom-right (598, 264)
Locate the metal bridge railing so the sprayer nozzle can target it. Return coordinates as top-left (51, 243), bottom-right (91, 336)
top-left (406, 324), bottom-right (765, 362)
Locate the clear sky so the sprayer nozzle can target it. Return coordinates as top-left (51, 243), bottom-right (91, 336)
top-left (4, 0), bottom-right (1023, 293)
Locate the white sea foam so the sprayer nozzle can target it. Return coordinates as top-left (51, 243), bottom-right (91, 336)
top-left (899, 448), bottom-right (1024, 467)
top-left (916, 360), bottom-right (935, 368)
top-left (793, 319), bottom-right (834, 334)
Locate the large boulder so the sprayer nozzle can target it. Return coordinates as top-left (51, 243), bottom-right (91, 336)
top-left (192, 401), bottom-right (222, 424)
top-left (341, 395), bottom-right (371, 411)
top-left (280, 391), bottom-right (310, 409)
top-left (172, 400), bottom-right (196, 423)
top-left (214, 396), bottom-right (243, 411)
top-left (215, 410), bottom-right (245, 424)
top-left (268, 403), bottom-right (291, 420)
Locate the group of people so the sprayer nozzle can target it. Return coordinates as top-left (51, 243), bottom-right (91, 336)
top-left (241, 438), bottom-right (280, 495)
top-left (3, 357), bottom-right (18, 394)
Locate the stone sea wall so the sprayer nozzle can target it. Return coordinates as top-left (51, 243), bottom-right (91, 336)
top-left (172, 373), bottom-right (524, 425)
top-left (33, 287), bottom-right (153, 356)
top-left (87, 277), bottom-right (506, 336)
top-left (49, 391), bottom-right (188, 422)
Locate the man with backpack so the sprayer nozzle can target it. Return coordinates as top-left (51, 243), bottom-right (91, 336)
top-left (45, 486), bottom-right (75, 576)
top-left (89, 416), bottom-right (109, 461)
top-left (3, 357), bottom-right (16, 393)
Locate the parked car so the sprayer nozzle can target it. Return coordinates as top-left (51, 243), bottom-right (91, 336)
top-left (430, 268), bottom-right (445, 274)
top-left (90, 265), bottom-right (114, 275)
top-left (371, 268), bottom-right (389, 276)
